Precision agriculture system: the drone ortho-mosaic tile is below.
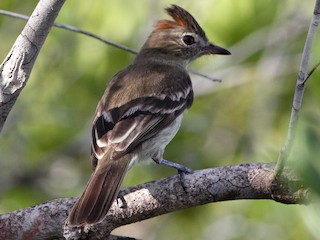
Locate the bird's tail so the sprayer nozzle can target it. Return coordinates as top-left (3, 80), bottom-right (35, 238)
top-left (68, 153), bottom-right (131, 226)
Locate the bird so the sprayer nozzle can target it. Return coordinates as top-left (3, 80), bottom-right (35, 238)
top-left (68, 4), bottom-right (230, 226)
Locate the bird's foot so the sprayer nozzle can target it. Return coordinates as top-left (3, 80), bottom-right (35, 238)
top-left (153, 158), bottom-right (193, 192)
top-left (116, 192), bottom-right (127, 209)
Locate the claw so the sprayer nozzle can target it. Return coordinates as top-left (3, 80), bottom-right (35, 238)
top-left (116, 192), bottom-right (127, 209)
top-left (177, 170), bottom-right (192, 193)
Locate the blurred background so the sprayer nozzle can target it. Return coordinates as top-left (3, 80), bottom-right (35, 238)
top-left (1, 0), bottom-right (320, 239)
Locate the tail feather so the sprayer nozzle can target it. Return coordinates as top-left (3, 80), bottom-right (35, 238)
top-left (68, 154), bottom-right (131, 226)
top-left (86, 159), bottom-right (129, 223)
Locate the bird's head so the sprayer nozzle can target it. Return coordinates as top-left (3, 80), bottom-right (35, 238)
top-left (141, 5), bottom-right (230, 63)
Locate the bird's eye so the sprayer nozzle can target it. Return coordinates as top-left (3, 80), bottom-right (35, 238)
top-left (182, 35), bottom-right (195, 45)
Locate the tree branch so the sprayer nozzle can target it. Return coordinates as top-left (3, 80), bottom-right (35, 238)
top-left (275, 0), bottom-right (320, 176)
top-left (0, 0), bottom-right (65, 132)
top-left (0, 163), bottom-right (309, 240)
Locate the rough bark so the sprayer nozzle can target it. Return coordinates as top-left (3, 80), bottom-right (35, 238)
top-left (0, 163), bottom-right (309, 240)
top-left (0, 0), bottom-right (65, 132)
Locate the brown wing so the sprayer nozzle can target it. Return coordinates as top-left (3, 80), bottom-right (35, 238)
top-left (91, 91), bottom-right (193, 169)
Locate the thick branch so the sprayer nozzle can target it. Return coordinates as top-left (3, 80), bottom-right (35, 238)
top-left (275, 0), bottom-right (320, 175)
top-left (0, 0), bottom-right (65, 132)
top-left (0, 163), bottom-right (309, 240)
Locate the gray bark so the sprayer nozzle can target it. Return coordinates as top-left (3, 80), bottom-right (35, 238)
top-left (0, 0), bottom-right (65, 132)
top-left (0, 163), bottom-right (309, 240)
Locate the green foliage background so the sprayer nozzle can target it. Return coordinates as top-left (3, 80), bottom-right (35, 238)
top-left (1, 0), bottom-right (320, 239)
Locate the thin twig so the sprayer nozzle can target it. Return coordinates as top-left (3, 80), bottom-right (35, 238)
top-left (188, 68), bottom-right (222, 82)
top-left (274, 0), bottom-right (320, 177)
top-left (0, 9), bottom-right (221, 82)
top-left (0, 9), bottom-right (138, 55)
top-left (305, 61), bottom-right (320, 83)
top-left (55, 22), bottom-right (139, 55)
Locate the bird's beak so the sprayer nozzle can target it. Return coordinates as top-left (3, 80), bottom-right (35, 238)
top-left (202, 43), bottom-right (231, 55)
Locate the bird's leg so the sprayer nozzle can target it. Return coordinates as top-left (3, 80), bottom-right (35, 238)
top-left (152, 158), bottom-right (193, 192)
top-left (155, 158), bottom-right (193, 174)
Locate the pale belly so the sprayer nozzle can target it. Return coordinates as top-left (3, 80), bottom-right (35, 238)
top-left (128, 114), bottom-right (183, 168)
